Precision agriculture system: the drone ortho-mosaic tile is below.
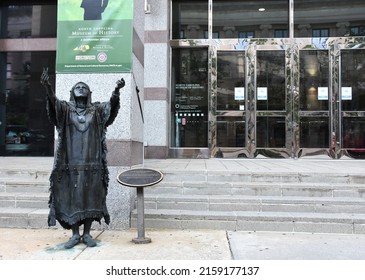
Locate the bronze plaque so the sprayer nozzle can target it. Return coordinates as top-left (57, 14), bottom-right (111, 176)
top-left (117, 168), bottom-right (163, 187)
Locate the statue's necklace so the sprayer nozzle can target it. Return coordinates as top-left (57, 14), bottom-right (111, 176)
top-left (75, 108), bottom-right (87, 123)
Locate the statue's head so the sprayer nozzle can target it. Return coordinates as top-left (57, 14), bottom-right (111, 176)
top-left (70, 82), bottom-right (92, 107)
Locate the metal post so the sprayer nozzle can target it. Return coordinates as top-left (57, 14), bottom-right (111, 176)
top-left (132, 187), bottom-right (151, 244)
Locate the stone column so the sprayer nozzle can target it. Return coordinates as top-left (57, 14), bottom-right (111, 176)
top-left (144, 0), bottom-right (170, 159)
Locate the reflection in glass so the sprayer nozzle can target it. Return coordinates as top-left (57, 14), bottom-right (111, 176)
top-left (341, 50), bottom-right (365, 111)
top-left (217, 51), bottom-right (245, 111)
top-left (172, 0), bottom-right (208, 39)
top-left (342, 118), bottom-right (365, 149)
top-left (213, 0), bottom-right (288, 39)
top-left (217, 116), bottom-right (245, 147)
top-left (256, 117), bottom-right (285, 148)
top-left (1, 5), bottom-right (57, 38)
top-left (300, 117), bottom-right (329, 148)
top-left (294, 0), bottom-right (365, 37)
top-left (4, 52), bottom-right (55, 156)
top-left (171, 48), bottom-right (208, 147)
top-left (299, 50), bottom-right (329, 111)
top-left (256, 51), bottom-right (286, 111)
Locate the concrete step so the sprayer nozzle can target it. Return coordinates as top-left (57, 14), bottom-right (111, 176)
top-left (0, 207), bottom-right (53, 229)
top-left (0, 179), bottom-right (49, 193)
top-left (145, 181), bottom-right (365, 198)
top-left (143, 194), bottom-right (365, 214)
top-left (160, 170), bottom-right (365, 184)
top-left (0, 169), bottom-right (50, 181)
top-left (131, 209), bottom-right (365, 234)
top-left (0, 192), bottom-right (49, 209)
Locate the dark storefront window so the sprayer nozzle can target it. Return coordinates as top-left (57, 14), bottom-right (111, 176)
top-left (0, 2), bottom-right (56, 156)
top-left (171, 48), bottom-right (209, 147)
top-left (172, 0), bottom-right (289, 40)
top-left (0, 4), bottom-right (57, 38)
top-left (172, 0), bottom-right (365, 40)
top-left (172, 0), bottom-right (208, 39)
top-left (294, 0), bottom-right (365, 37)
top-left (3, 52), bottom-right (55, 156)
top-left (213, 0), bottom-right (289, 39)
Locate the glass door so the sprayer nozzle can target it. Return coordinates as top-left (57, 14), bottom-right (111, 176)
top-left (340, 49), bottom-right (365, 159)
top-left (213, 50), bottom-right (247, 157)
top-left (213, 46), bottom-right (289, 158)
top-left (255, 49), bottom-right (288, 158)
top-left (296, 49), bottom-right (331, 158)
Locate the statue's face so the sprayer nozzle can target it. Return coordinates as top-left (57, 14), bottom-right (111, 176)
top-left (73, 82), bottom-right (90, 98)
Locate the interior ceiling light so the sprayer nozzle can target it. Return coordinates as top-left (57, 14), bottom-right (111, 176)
top-left (258, 8), bottom-right (266, 12)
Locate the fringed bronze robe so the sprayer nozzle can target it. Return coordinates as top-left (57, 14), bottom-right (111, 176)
top-left (46, 87), bottom-right (119, 229)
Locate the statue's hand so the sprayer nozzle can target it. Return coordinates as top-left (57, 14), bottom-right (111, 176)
top-left (40, 67), bottom-right (51, 87)
top-left (116, 78), bottom-right (125, 90)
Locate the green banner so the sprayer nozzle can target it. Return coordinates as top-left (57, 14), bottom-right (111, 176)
top-left (56, 0), bottom-right (133, 73)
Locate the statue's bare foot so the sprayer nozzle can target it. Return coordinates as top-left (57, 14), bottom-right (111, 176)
top-left (82, 234), bottom-right (97, 247)
top-left (64, 234), bottom-right (81, 249)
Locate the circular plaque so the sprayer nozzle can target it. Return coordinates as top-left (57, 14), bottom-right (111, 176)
top-left (117, 168), bottom-right (163, 187)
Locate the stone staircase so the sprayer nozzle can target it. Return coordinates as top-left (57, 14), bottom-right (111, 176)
top-left (132, 169), bottom-right (365, 234)
top-left (0, 167), bottom-right (53, 229)
top-left (1, 160), bottom-right (365, 234)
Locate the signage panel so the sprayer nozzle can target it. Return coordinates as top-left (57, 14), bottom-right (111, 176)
top-left (56, 0), bottom-right (133, 73)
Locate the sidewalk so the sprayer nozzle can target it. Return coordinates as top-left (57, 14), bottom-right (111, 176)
top-left (0, 228), bottom-right (231, 260)
top-left (2, 228), bottom-right (365, 260)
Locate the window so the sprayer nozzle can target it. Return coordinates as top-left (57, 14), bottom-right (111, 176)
top-left (0, 4), bottom-right (57, 38)
top-left (213, 0), bottom-right (289, 39)
top-left (4, 52), bottom-right (55, 156)
top-left (295, 0), bottom-right (365, 37)
top-left (172, 0), bottom-right (208, 39)
top-left (239, 31), bottom-right (254, 39)
top-left (312, 29), bottom-right (329, 38)
top-left (171, 0), bottom-right (365, 39)
top-left (171, 48), bottom-right (209, 148)
top-left (0, 1), bottom-right (57, 156)
top-left (350, 26), bottom-right (365, 36)
top-left (274, 29), bottom-right (288, 38)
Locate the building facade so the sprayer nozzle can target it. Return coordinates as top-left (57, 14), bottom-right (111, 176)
top-left (1, 0), bottom-right (365, 161)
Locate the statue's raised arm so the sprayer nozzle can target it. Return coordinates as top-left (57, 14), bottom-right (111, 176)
top-left (40, 67), bottom-right (51, 87)
top-left (40, 67), bottom-right (55, 105)
top-left (114, 77), bottom-right (125, 95)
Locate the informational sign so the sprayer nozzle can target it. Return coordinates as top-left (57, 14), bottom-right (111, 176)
top-left (117, 168), bottom-right (163, 188)
top-left (56, 0), bottom-right (133, 73)
top-left (341, 87), bottom-right (352, 100)
top-left (234, 87), bottom-right (245, 100)
top-left (257, 87), bottom-right (268, 100)
top-left (318, 87), bottom-right (329, 100)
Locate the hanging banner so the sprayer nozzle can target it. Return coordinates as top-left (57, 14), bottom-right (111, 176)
top-left (56, 0), bottom-right (133, 73)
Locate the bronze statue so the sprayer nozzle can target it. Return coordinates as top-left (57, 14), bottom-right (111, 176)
top-left (81, 0), bottom-right (109, 20)
top-left (41, 68), bottom-right (124, 249)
